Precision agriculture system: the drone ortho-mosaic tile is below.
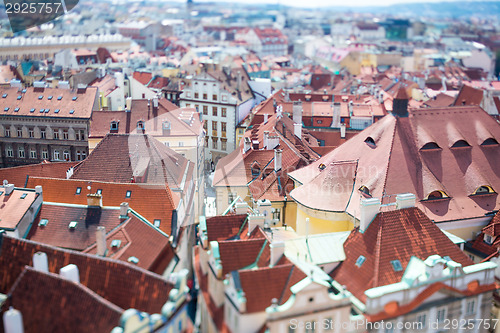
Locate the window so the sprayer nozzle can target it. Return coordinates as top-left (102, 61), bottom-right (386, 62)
top-left (481, 138), bottom-right (499, 146)
top-left (96, 189), bottom-right (102, 195)
top-left (18, 147), bottom-right (25, 158)
top-left (222, 94), bottom-right (227, 102)
top-left (203, 105), bottom-right (208, 115)
top-left (30, 149), bottom-right (36, 159)
top-left (110, 121), bottom-right (119, 131)
top-left (251, 162), bottom-right (260, 177)
top-left (63, 151), bottom-right (70, 161)
top-left (212, 107), bottom-right (217, 116)
top-left (436, 307), bottom-right (446, 322)
top-left (416, 313), bottom-right (426, 327)
top-left (474, 185), bottom-right (494, 195)
top-left (205, 136), bottom-right (209, 147)
top-left (421, 142), bottom-right (441, 150)
top-left (111, 239), bottom-right (121, 248)
top-left (355, 255), bottom-right (366, 267)
top-left (365, 137), bottom-right (376, 148)
top-left (179, 142), bottom-right (184, 147)
top-left (451, 140), bottom-right (470, 148)
top-left (194, 92), bottom-right (199, 99)
top-left (40, 128), bottom-right (46, 139)
top-left (53, 150), bottom-right (60, 160)
top-left (228, 192), bottom-right (237, 204)
top-left (39, 218), bottom-right (49, 227)
top-left (359, 185), bottom-right (371, 197)
top-left (6, 147), bottom-right (13, 157)
top-left (221, 139), bottom-right (227, 150)
top-left (484, 234), bottom-right (493, 245)
top-left (76, 187), bottom-right (82, 194)
top-left (63, 130), bottom-right (69, 140)
top-left (305, 322), bottom-right (315, 333)
top-left (42, 149), bottom-right (48, 159)
top-left (14, 107), bottom-right (19, 112)
top-left (72, 96), bottom-right (77, 101)
top-left (126, 190), bottom-right (132, 198)
top-left (212, 137), bottom-right (218, 149)
top-left (69, 221), bottom-right (78, 229)
top-left (53, 129), bottom-right (59, 140)
top-left (212, 121), bottom-right (217, 131)
top-left (17, 128), bottom-right (22, 137)
top-left (137, 121), bottom-right (145, 130)
top-left (54, 109), bottom-right (60, 113)
top-left (221, 107), bottom-right (227, 117)
top-left (76, 130), bottom-right (85, 141)
top-left (154, 219), bottom-right (161, 227)
top-left (195, 104), bottom-right (199, 112)
top-left (29, 128), bottom-right (34, 138)
top-left (466, 299), bottom-right (476, 315)
top-left (48, 95), bottom-right (53, 100)
top-left (5, 128), bottom-right (10, 137)
top-left (30, 108), bottom-right (35, 113)
top-left (213, 94), bottom-right (217, 101)
top-left (221, 122), bottom-right (226, 136)
top-left (203, 93), bottom-right (207, 100)
top-left (128, 256), bottom-right (139, 264)
top-left (391, 260), bottom-right (403, 272)
top-left (272, 208), bottom-right (281, 221)
top-left (426, 190), bottom-right (447, 200)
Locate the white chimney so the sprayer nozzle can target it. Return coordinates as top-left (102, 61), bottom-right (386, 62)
top-left (348, 101), bottom-right (353, 116)
top-left (270, 241), bottom-right (285, 267)
top-left (120, 202), bottom-right (129, 218)
top-left (243, 137), bottom-right (252, 153)
top-left (5, 184), bottom-right (14, 195)
top-left (360, 198), bottom-right (381, 233)
top-left (274, 149), bottom-right (282, 171)
top-left (96, 226), bottom-right (107, 256)
top-left (396, 193), bottom-right (416, 209)
top-left (35, 185), bottom-right (42, 194)
top-left (33, 81), bottom-right (45, 88)
top-left (235, 202), bottom-right (248, 215)
top-left (292, 101), bottom-right (303, 125)
top-left (153, 96), bottom-right (159, 108)
top-left (126, 97), bottom-right (132, 111)
top-left (60, 264), bottom-right (80, 283)
top-left (263, 131), bottom-right (270, 150)
top-left (33, 252), bottom-right (48, 273)
top-left (294, 123), bottom-right (302, 139)
top-left (58, 81), bottom-right (70, 89)
top-left (340, 123), bottom-right (346, 138)
top-left (248, 214), bottom-right (265, 233)
top-left (264, 113), bottom-right (269, 124)
top-left (66, 167), bottom-right (74, 179)
top-left (3, 307), bottom-right (24, 333)
top-left (10, 80), bottom-right (22, 89)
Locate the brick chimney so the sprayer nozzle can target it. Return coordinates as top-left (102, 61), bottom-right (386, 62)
top-left (87, 193), bottom-right (102, 207)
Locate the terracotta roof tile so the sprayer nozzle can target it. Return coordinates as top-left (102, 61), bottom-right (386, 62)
top-left (0, 188), bottom-right (39, 231)
top-left (331, 207), bottom-right (474, 303)
top-left (2, 267), bottom-right (123, 333)
top-left (453, 85), bottom-right (484, 106)
top-left (218, 238), bottom-right (267, 275)
top-left (205, 214), bottom-right (249, 242)
top-left (0, 161), bottom-right (78, 187)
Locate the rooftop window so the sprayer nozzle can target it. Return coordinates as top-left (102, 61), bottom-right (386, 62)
top-left (39, 109), bottom-right (44, 113)
top-left (391, 260), bottom-right (403, 272)
top-left (48, 96), bottom-right (53, 100)
top-left (125, 190), bottom-right (131, 198)
top-left (21, 89), bottom-right (26, 93)
top-left (39, 218), bottom-right (49, 227)
top-left (473, 185), bottom-right (495, 195)
top-left (111, 239), bottom-right (122, 248)
top-left (57, 96), bottom-right (63, 100)
top-left (72, 96), bottom-right (77, 101)
top-left (16, 95), bottom-right (21, 100)
top-left (68, 221), bottom-right (78, 229)
top-left (20, 193), bottom-right (27, 199)
top-left (30, 108), bottom-right (35, 113)
top-left (69, 109), bottom-right (75, 114)
top-left (451, 140), bottom-right (470, 148)
top-left (425, 190), bottom-right (448, 200)
top-left (154, 219), bottom-right (161, 228)
top-left (359, 185), bottom-right (371, 197)
top-left (2, 94), bottom-right (7, 98)
top-left (364, 137), bottom-right (376, 148)
top-left (3, 107), bottom-right (8, 111)
top-left (355, 255), bottom-right (366, 267)
top-left (14, 107), bottom-right (19, 112)
top-left (45, 109), bottom-right (49, 113)
top-left (421, 142), bottom-right (441, 150)
top-left (54, 109), bottom-right (60, 113)
top-left (38, 95), bottom-right (43, 100)
top-left (96, 189), bottom-right (102, 195)
top-left (127, 256), bottom-right (139, 264)
top-left (76, 187), bottom-right (82, 195)
top-left (481, 138), bottom-right (499, 146)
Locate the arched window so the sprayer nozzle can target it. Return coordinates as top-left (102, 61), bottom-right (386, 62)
top-left (473, 185), bottom-right (495, 195)
top-left (364, 137), bottom-right (376, 148)
top-left (451, 140), bottom-right (470, 148)
top-left (421, 142), bottom-right (441, 150)
top-left (481, 138), bottom-right (499, 146)
top-left (426, 190), bottom-right (448, 200)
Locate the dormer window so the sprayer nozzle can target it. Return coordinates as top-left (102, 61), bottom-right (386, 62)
top-left (355, 255), bottom-right (366, 267)
top-left (425, 190), bottom-right (448, 200)
top-left (451, 140), bottom-right (470, 148)
top-left (162, 121), bottom-right (171, 130)
top-left (110, 121), bottom-right (119, 131)
top-left (473, 185), bottom-right (495, 195)
top-left (364, 137), bottom-right (376, 148)
top-left (251, 162), bottom-right (260, 178)
top-left (484, 234), bottom-right (494, 245)
top-left (137, 121), bottom-right (144, 131)
top-left (359, 185), bottom-right (371, 197)
top-left (421, 142), bottom-right (441, 150)
top-left (481, 138), bottom-right (499, 146)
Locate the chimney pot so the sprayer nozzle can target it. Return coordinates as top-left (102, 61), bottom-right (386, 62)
top-left (120, 202), bottom-right (129, 218)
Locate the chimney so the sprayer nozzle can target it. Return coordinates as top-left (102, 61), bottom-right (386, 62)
top-left (58, 81), bottom-right (70, 89)
top-left (33, 252), bottom-right (48, 273)
top-left (153, 96), bottom-right (159, 109)
top-left (243, 137), bottom-right (252, 153)
top-left (348, 101), bottom-right (353, 116)
top-left (87, 193), bottom-right (102, 207)
top-left (257, 199), bottom-right (272, 227)
top-left (126, 97), bottom-right (132, 111)
top-left (5, 184), bottom-right (14, 195)
top-left (96, 226), bottom-right (107, 256)
top-left (35, 185), bottom-right (42, 194)
top-left (396, 193), bottom-right (416, 209)
top-left (235, 202), bottom-right (248, 214)
top-left (264, 113), bottom-right (269, 124)
top-left (270, 241), bottom-right (285, 267)
top-left (274, 149), bottom-right (282, 171)
top-left (237, 70), bottom-right (242, 91)
top-left (3, 307), bottom-right (24, 333)
top-left (120, 202), bottom-right (129, 218)
top-left (60, 264), bottom-right (80, 283)
top-left (263, 131), bottom-right (270, 150)
top-left (360, 198), bottom-right (381, 233)
top-left (292, 101), bottom-right (303, 125)
top-left (340, 123), bottom-right (346, 138)
top-left (248, 214), bottom-right (265, 233)
top-left (276, 105), bottom-right (283, 118)
top-left (9, 79), bottom-right (22, 89)
top-left (392, 87), bottom-right (409, 117)
top-left (294, 123), bottom-right (302, 139)
top-left (333, 102), bottom-right (341, 125)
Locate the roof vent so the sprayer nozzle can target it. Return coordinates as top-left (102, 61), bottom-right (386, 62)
top-left (33, 81), bottom-right (45, 88)
top-left (128, 256), bottom-right (139, 264)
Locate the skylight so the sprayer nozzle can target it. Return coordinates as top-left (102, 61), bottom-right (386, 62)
top-left (125, 190), bottom-right (132, 198)
top-left (48, 96), bottom-right (53, 100)
top-left (154, 219), bottom-right (161, 228)
top-left (69, 221), bottom-right (78, 229)
top-left (76, 187), bottom-right (82, 194)
top-left (69, 109), bottom-right (75, 114)
top-left (3, 107), bottom-right (8, 111)
top-left (54, 109), bottom-right (60, 113)
top-left (40, 109), bottom-right (44, 113)
top-left (38, 95), bottom-right (43, 100)
top-left (39, 218), bottom-right (48, 227)
top-left (57, 96), bottom-right (63, 100)
top-left (111, 239), bottom-right (122, 248)
top-left (2, 94), bottom-right (7, 98)
top-left (355, 255), bottom-right (366, 267)
top-left (127, 256), bottom-right (139, 264)
top-left (20, 193), bottom-right (27, 199)
top-left (72, 96), bottom-right (78, 101)
top-left (14, 107), bottom-right (19, 112)
top-left (17, 95), bottom-right (21, 100)
top-left (391, 260), bottom-right (403, 272)
top-left (30, 108), bottom-right (35, 113)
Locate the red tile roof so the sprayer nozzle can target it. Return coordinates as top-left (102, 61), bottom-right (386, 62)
top-left (0, 188), bottom-right (39, 230)
top-left (0, 86), bottom-right (98, 118)
top-left (331, 207), bottom-right (474, 303)
top-left (26, 177), bottom-right (175, 235)
top-left (0, 234), bottom-right (174, 313)
top-left (423, 93), bottom-right (455, 108)
top-left (133, 71), bottom-right (153, 86)
top-left (218, 238), bottom-right (267, 276)
top-left (470, 211), bottom-right (500, 257)
top-left (453, 85), bottom-right (484, 106)
top-left (205, 214), bottom-right (249, 243)
top-left (0, 161), bottom-right (78, 187)
top-left (2, 267), bottom-right (123, 333)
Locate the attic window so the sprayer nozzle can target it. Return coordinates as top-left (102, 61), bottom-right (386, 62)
top-left (318, 163), bottom-right (326, 171)
top-left (3, 107), bottom-right (8, 111)
top-left (421, 142), bottom-right (441, 150)
top-left (17, 95), bottom-right (21, 100)
top-left (39, 109), bottom-right (44, 113)
top-left (154, 219), bottom-right (161, 227)
top-left (39, 218), bottom-right (49, 227)
top-left (364, 137), bottom-right (376, 148)
top-left (110, 121), bottom-right (119, 131)
top-left (111, 239), bottom-right (122, 248)
top-left (137, 121), bottom-right (144, 130)
top-left (20, 193), bottom-right (27, 199)
top-left (355, 255), bottom-right (366, 267)
top-left (425, 190), bottom-right (448, 200)
top-left (162, 121), bottom-right (171, 130)
top-left (72, 96), bottom-right (78, 101)
top-left (48, 95), bottom-right (53, 100)
top-left (68, 221), bottom-right (78, 229)
top-left (45, 109), bottom-right (49, 113)
top-left (125, 190), bottom-right (131, 198)
top-left (481, 138), bottom-right (499, 146)
top-left (359, 186), bottom-right (371, 197)
top-left (451, 140), bottom-right (470, 148)
top-left (2, 94), bottom-right (7, 98)
top-left (38, 95), bottom-right (43, 100)
top-left (96, 189), bottom-right (102, 195)
top-left (57, 96), bottom-right (63, 100)
top-left (473, 185), bottom-right (494, 195)
top-left (251, 162), bottom-right (261, 178)
top-left (21, 89), bottom-right (26, 93)
top-left (127, 256), bottom-right (139, 264)
top-left (54, 109), bottom-right (60, 113)
top-left (391, 260), bottom-right (403, 272)
top-left (76, 187), bottom-right (82, 194)
top-left (484, 234), bottom-right (493, 245)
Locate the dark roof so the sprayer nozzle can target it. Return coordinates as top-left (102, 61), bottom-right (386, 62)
top-left (453, 85), bottom-right (483, 106)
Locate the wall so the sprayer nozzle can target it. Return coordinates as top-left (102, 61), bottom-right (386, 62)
top-left (295, 203), bottom-right (354, 235)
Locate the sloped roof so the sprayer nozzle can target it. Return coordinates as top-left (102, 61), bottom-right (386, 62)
top-left (205, 214), bottom-right (248, 243)
top-left (453, 85), bottom-right (483, 106)
top-left (218, 238), bottom-right (268, 276)
top-left (0, 234), bottom-right (173, 313)
top-left (289, 106), bottom-right (500, 223)
top-left (0, 161), bottom-right (78, 187)
top-left (2, 267), bottom-right (123, 333)
top-left (331, 207), bottom-right (474, 303)
top-left (0, 188), bottom-right (39, 231)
